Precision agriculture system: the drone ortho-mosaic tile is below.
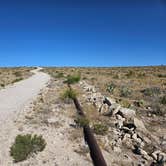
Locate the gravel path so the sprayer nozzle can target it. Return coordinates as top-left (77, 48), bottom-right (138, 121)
top-left (0, 67), bottom-right (50, 124)
top-left (0, 67), bottom-right (50, 165)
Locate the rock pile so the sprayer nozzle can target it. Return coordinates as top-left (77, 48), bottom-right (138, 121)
top-left (79, 81), bottom-right (166, 166)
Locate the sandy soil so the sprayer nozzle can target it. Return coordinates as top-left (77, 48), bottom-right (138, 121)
top-left (0, 68), bottom-right (50, 165)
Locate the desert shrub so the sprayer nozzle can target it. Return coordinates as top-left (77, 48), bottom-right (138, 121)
top-left (160, 95), bottom-right (166, 105)
top-left (119, 99), bottom-right (131, 108)
top-left (113, 74), bottom-right (120, 79)
top-left (83, 77), bottom-right (87, 80)
top-left (126, 70), bottom-right (135, 78)
top-left (157, 74), bottom-right (166, 78)
top-left (133, 100), bottom-right (144, 107)
top-left (151, 104), bottom-right (165, 116)
top-left (75, 117), bottom-right (89, 127)
top-left (12, 78), bottom-right (23, 83)
top-left (61, 88), bottom-right (77, 100)
top-left (10, 134), bottom-right (46, 162)
top-left (14, 71), bottom-right (22, 77)
top-left (56, 72), bottom-right (64, 78)
top-left (93, 123), bottom-right (108, 135)
top-left (0, 83), bottom-right (5, 87)
top-left (64, 74), bottom-right (81, 84)
top-left (120, 87), bottom-right (132, 97)
top-left (106, 83), bottom-right (116, 93)
top-left (141, 87), bottom-right (161, 96)
top-left (137, 72), bottom-right (146, 78)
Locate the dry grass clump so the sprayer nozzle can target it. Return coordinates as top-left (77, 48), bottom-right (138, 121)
top-left (0, 67), bottom-right (34, 88)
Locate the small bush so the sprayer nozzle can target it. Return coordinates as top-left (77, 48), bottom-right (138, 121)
top-left (0, 83), bottom-right (5, 87)
top-left (106, 83), bottom-right (116, 93)
top-left (141, 87), bottom-right (161, 96)
top-left (75, 117), bottom-right (89, 127)
top-left (160, 95), bottom-right (166, 105)
top-left (157, 74), bottom-right (166, 78)
top-left (56, 72), bottom-right (64, 78)
top-left (120, 87), bottom-right (132, 97)
top-left (151, 104), bottom-right (165, 116)
top-left (10, 134), bottom-right (46, 162)
top-left (64, 74), bottom-right (81, 84)
top-left (126, 70), bottom-right (135, 78)
top-left (119, 99), bottom-right (131, 108)
top-left (137, 72), bottom-right (146, 78)
top-left (113, 74), bottom-right (120, 79)
top-left (93, 123), bottom-right (108, 135)
top-left (61, 88), bottom-right (77, 100)
top-left (14, 71), bottom-right (22, 77)
top-left (12, 78), bottom-right (23, 83)
top-left (134, 100), bottom-right (144, 107)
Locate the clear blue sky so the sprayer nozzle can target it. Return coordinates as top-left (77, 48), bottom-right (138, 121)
top-left (0, 0), bottom-right (166, 67)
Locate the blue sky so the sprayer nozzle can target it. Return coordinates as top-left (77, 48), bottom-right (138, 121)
top-left (0, 0), bottom-right (166, 67)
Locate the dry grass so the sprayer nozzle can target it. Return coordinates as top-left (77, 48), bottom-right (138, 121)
top-left (0, 67), bottom-right (34, 89)
top-left (44, 66), bottom-right (166, 136)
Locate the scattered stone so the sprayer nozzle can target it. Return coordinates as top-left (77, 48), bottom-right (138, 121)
top-left (103, 103), bottom-right (121, 116)
top-left (151, 151), bottom-right (166, 163)
top-left (103, 97), bottom-right (116, 106)
top-left (134, 118), bottom-right (147, 132)
top-left (47, 118), bottom-right (59, 125)
top-left (115, 120), bottom-right (123, 129)
top-left (112, 146), bottom-right (122, 153)
top-left (118, 108), bottom-right (136, 119)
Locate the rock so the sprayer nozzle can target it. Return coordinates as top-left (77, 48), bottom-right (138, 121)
top-left (132, 133), bottom-right (138, 140)
top-left (133, 118), bottom-right (147, 132)
top-left (111, 104), bottom-right (121, 116)
top-left (116, 114), bottom-right (125, 121)
top-left (103, 103), bottom-right (121, 116)
top-left (115, 120), bottom-right (123, 129)
top-left (99, 104), bottom-right (109, 114)
top-left (122, 133), bottom-right (131, 141)
top-left (121, 126), bottom-right (134, 135)
top-left (133, 145), bottom-right (148, 157)
top-left (152, 151), bottom-right (166, 163)
top-left (18, 126), bottom-right (24, 131)
top-left (47, 118), bottom-right (57, 124)
top-left (118, 108), bottom-right (136, 119)
top-left (122, 137), bottom-right (133, 149)
top-left (137, 132), bottom-right (151, 144)
top-left (112, 146), bottom-right (122, 153)
top-left (103, 97), bottom-right (116, 106)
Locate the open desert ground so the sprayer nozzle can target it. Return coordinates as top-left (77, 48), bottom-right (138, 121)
top-left (0, 66), bottom-right (165, 166)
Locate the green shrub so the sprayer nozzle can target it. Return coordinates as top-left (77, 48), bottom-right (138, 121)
top-left (141, 87), bottom-right (161, 96)
top-left (93, 123), bottom-right (108, 135)
top-left (137, 72), bottom-right (146, 78)
top-left (14, 71), bottom-right (22, 77)
top-left (119, 99), bottom-right (131, 108)
top-left (75, 117), bottom-right (89, 127)
top-left (151, 104), bottom-right (165, 116)
top-left (134, 100), bottom-right (144, 107)
top-left (157, 74), bottom-right (166, 78)
top-left (120, 87), bottom-right (132, 97)
top-left (106, 83), bottom-right (116, 93)
top-left (61, 88), bottom-right (77, 100)
top-left (160, 95), bottom-right (166, 105)
top-left (64, 74), bottom-right (81, 84)
top-left (126, 70), bottom-right (135, 78)
top-left (0, 83), bottom-right (5, 87)
top-left (12, 78), bottom-right (23, 83)
top-left (56, 72), bottom-right (64, 78)
top-left (10, 134), bottom-right (46, 162)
